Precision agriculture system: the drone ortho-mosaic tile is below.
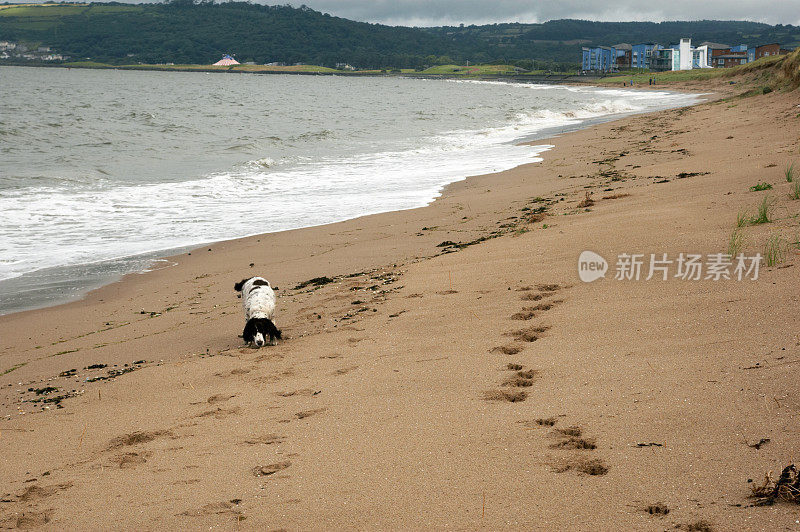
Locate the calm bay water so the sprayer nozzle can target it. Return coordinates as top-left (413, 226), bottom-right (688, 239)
top-left (0, 66), bottom-right (701, 314)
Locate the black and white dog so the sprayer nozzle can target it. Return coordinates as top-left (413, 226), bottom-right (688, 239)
top-left (234, 276), bottom-right (282, 348)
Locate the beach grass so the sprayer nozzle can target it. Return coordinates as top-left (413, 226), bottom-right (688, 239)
top-left (728, 228), bottom-right (746, 257)
top-left (790, 180), bottom-right (800, 200)
top-left (736, 210), bottom-right (749, 228)
top-left (749, 196), bottom-right (773, 225)
top-left (763, 234), bottom-right (786, 266)
top-left (749, 182), bottom-right (772, 191)
top-left (786, 162), bottom-right (795, 182)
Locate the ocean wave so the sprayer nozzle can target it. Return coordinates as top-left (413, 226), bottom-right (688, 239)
top-left (0, 80), bottom-right (700, 284)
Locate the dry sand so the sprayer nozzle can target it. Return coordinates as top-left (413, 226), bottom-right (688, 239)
top-left (1, 82), bottom-right (799, 530)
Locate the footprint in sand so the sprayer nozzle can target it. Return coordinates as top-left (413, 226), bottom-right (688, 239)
top-left (107, 430), bottom-right (171, 450)
top-left (332, 365), bottom-right (359, 376)
top-left (276, 388), bottom-right (318, 397)
top-left (116, 451), bottom-right (150, 469)
top-left (491, 344), bottom-right (524, 355)
top-left (179, 499), bottom-right (243, 517)
top-left (17, 482), bottom-right (72, 502)
top-left (540, 424), bottom-right (609, 476)
top-left (537, 283), bottom-right (563, 292)
top-left (484, 364), bottom-right (539, 402)
top-left (502, 369), bottom-right (538, 388)
top-left (510, 309), bottom-right (536, 320)
top-left (520, 292), bottom-right (546, 301)
top-left (550, 456), bottom-right (609, 476)
top-left (549, 426), bottom-right (597, 450)
top-left (525, 302), bottom-right (561, 312)
top-left (214, 367), bottom-right (252, 378)
top-left (505, 325), bottom-right (549, 342)
top-left (643, 503), bottom-right (670, 516)
top-left (252, 461), bottom-right (292, 477)
top-left (195, 406), bottom-right (241, 419)
top-left (206, 394), bottom-right (235, 404)
top-left (482, 389), bottom-right (527, 402)
top-left (510, 300), bottom-right (562, 321)
top-left (241, 434), bottom-right (285, 446)
top-left (11, 510), bottom-right (53, 528)
top-left (295, 408), bottom-right (326, 419)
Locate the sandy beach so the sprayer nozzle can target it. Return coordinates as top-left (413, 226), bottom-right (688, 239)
top-left (1, 72), bottom-right (799, 529)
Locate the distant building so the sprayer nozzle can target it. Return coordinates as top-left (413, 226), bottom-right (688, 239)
top-left (582, 37), bottom-right (791, 72)
top-left (581, 46), bottom-right (615, 72)
top-left (631, 43), bottom-right (659, 69)
top-left (213, 54), bottom-right (239, 66)
top-left (652, 47), bottom-right (678, 71)
top-left (712, 53), bottom-right (748, 68)
top-left (754, 43), bottom-right (781, 60)
top-left (650, 39), bottom-right (710, 71)
top-left (612, 43), bottom-right (632, 70)
top-left (336, 62), bottom-right (355, 70)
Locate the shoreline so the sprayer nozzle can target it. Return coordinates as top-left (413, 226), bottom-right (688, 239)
top-left (0, 85), bottom-right (704, 317)
top-left (1, 78), bottom-right (799, 529)
top-left (0, 61), bottom-right (603, 84)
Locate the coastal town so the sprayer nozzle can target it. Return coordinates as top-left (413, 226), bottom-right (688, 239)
top-left (582, 38), bottom-right (793, 72)
top-left (0, 40), bottom-right (64, 61)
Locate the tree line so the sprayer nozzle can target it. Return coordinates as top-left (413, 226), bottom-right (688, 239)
top-left (1, 2), bottom-right (796, 69)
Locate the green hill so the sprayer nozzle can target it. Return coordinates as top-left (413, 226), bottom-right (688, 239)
top-left (423, 20), bottom-right (800, 63)
top-left (1, 2), bottom-right (798, 69)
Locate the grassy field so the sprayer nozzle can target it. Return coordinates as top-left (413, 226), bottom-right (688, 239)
top-left (602, 68), bottom-right (726, 84)
top-left (53, 61), bottom-right (585, 77)
top-left (0, 4), bottom-right (88, 16)
top-left (419, 64), bottom-right (525, 75)
top-left (601, 55), bottom-right (786, 85)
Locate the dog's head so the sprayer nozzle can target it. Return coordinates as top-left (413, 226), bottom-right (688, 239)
top-left (242, 317), bottom-right (282, 348)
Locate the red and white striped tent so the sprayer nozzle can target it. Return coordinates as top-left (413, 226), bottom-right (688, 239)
top-left (213, 54), bottom-right (240, 66)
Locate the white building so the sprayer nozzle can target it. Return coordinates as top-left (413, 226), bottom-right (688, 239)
top-left (654, 38), bottom-right (711, 71)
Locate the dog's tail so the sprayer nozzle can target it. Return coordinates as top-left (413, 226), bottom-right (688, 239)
top-left (264, 318), bottom-right (282, 341)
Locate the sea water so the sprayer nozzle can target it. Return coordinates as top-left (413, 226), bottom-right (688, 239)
top-left (0, 66), bottom-right (701, 314)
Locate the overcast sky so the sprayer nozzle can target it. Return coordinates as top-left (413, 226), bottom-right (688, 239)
top-left (12, 0), bottom-right (800, 26)
top-left (291, 0), bottom-right (800, 27)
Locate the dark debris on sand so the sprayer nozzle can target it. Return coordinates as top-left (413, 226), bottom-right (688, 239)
top-left (751, 464), bottom-right (800, 506)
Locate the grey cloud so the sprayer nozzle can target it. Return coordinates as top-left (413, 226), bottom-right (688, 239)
top-left (292, 0), bottom-right (800, 27)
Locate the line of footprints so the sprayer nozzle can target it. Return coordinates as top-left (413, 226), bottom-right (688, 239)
top-left (483, 283), bottom-right (609, 477)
